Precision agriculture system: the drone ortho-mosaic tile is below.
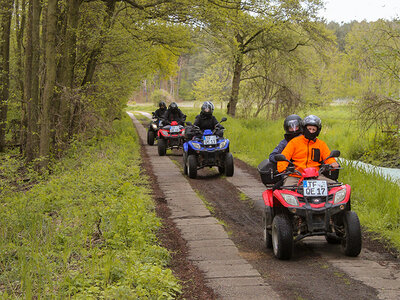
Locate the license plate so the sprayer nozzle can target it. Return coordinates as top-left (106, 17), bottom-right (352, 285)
top-left (303, 180), bottom-right (328, 196)
top-left (170, 126), bottom-right (180, 133)
top-left (203, 135), bottom-right (217, 145)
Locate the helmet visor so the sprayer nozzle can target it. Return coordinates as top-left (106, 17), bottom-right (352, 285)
top-left (287, 120), bottom-right (300, 132)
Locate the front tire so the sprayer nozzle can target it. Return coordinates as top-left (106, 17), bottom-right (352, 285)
top-left (271, 214), bottom-right (293, 259)
top-left (147, 130), bottom-right (155, 145)
top-left (263, 214), bottom-right (273, 249)
top-left (158, 139), bottom-right (167, 156)
top-left (183, 153), bottom-right (188, 175)
top-left (224, 153), bottom-right (234, 177)
top-left (187, 155), bottom-right (197, 179)
top-left (342, 211), bottom-right (362, 257)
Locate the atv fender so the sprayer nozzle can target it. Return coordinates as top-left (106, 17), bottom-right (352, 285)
top-left (183, 142), bottom-right (189, 152)
top-left (263, 189), bottom-right (274, 225)
top-left (262, 189), bottom-right (273, 207)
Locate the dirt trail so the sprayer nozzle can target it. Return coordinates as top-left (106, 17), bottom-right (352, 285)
top-left (132, 111), bottom-right (400, 300)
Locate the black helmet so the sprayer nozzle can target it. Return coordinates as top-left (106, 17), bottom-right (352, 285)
top-left (201, 101), bottom-right (214, 116)
top-left (159, 101), bottom-right (166, 109)
top-left (169, 102), bottom-right (178, 111)
top-left (302, 115), bottom-right (321, 140)
top-left (283, 114), bottom-right (302, 134)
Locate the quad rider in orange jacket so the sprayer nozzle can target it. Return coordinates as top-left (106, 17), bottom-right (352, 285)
top-left (277, 115), bottom-right (339, 186)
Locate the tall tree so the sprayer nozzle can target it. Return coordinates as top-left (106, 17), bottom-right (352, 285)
top-left (56, 0), bottom-right (81, 144)
top-left (39, 0), bottom-right (58, 167)
top-left (0, 0), bottom-right (13, 151)
top-left (24, 0), bottom-right (41, 162)
top-left (197, 0), bottom-right (324, 116)
top-left (14, 0), bottom-right (27, 153)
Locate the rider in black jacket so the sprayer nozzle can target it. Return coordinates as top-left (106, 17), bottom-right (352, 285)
top-left (162, 102), bottom-right (186, 125)
top-left (193, 101), bottom-right (223, 136)
top-left (153, 101), bottom-right (167, 120)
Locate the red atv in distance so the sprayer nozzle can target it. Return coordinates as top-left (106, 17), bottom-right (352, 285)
top-left (258, 150), bottom-right (362, 260)
top-left (157, 120), bottom-right (186, 156)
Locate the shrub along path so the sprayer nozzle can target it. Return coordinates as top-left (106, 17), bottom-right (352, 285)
top-left (130, 112), bottom-right (400, 300)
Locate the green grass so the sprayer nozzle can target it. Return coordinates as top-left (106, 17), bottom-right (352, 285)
top-left (339, 161), bottom-right (400, 248)
top-left (0, 115), bottom-right (181, 299)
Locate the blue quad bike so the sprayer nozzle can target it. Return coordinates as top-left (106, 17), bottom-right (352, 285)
top-left (183, 117), bottom-right (234, 179)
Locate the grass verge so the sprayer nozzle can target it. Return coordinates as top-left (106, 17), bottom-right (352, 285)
top-left (0, 115), bottom-right (181, 298)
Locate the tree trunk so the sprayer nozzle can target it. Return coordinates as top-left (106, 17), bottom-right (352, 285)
top-left (81, 0), bottom-right (115, 87)
top-left (227, 33), bottom-right (244, 117)
top-left (15, 0), bottom-right (26, 153)
top-left (62, 0), bottom-right (80, 89)
top-left (73, 0), bottom-right (115, 136)
top-left (0, 0), bottom-right (13, 151)
top-left (23, 1), bottom-right (34, 161)
top-left (176, 56), bottom-right (184, 100)
top-left (57, 0), bottom-right (80, 144)
top-left (23, 0), bottom-right (41, 161)
top-left (39, 0), bottom-right (57, 168)
top-left (227, 53), bottom-right (243, 117)
top-left (30, 0), bottom-right (41, 152)
top-left (143, 80), bottom-right (148, 102)
top-left (15, 0), bottom-right (26, 94)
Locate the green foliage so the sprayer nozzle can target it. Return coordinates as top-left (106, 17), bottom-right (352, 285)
top-left (192, 61), bottom-right (230, 105)
top-left (0, 115), bottom-right (181, 298)
top-left (150, 89), bottom-right (174, 106)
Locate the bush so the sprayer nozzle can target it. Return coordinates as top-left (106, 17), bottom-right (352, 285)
top-left (150, 89), bottom-right (174, 106)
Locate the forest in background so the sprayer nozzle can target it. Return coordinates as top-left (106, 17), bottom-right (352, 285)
top-left (0, 0), bottom-right (399, 168)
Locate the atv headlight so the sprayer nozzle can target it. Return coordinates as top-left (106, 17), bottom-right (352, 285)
top-left (151, 123), bottom-right (158, 130)
top-left (219, 141), bottom-right (227, 149)
top-left (333, 187), bottom-right (347, 204)
top-left (281, 194), bottom-right (299, 206)
top-left (192, 142), bottom-right (201, 150)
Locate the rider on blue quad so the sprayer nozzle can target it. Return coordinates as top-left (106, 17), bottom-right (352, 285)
top-left (183, 101), bottom-right (233, 178)
top-left (193, 101), bottom-right (222, 134)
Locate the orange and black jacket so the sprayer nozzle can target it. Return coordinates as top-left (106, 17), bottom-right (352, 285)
top-left (277, 135), bottom-right (337, 177)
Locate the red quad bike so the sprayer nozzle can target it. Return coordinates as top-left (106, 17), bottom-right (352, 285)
top-left (157, 120), bottom-right (185, 156)
top-left (258, 150), bottom-right (362, 260)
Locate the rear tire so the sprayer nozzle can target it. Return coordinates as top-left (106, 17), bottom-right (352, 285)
top-left (263, 215), bottom-right (273, 249)
top-left (271, 214), bottom-right (293, 259)
top-left (342, 211), bottom-right (362, 257)
top-left (187, 155), bottom-right (197, 179)
top-left (158, 139), bottom-right (167, 156)
top-left (224, 153), bottom-right (234, 177)
top-left (183, 153), bottom-right (188, 175)
top-left (147, 130), bottom-right (155, 145)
